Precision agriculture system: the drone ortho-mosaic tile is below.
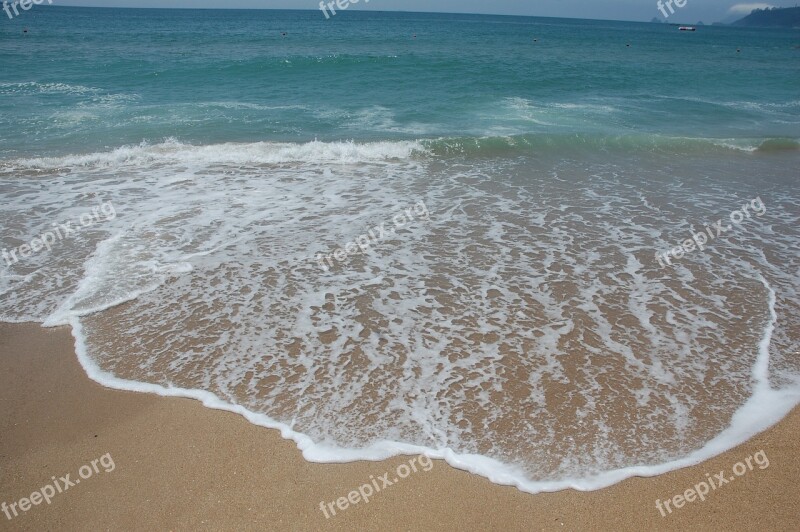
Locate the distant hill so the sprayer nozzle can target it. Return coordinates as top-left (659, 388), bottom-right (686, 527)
top-left (731, 6), bottom-right (800, 27)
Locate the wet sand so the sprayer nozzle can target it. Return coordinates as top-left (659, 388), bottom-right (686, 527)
top-left (0, 322), bottom-right (797, 531)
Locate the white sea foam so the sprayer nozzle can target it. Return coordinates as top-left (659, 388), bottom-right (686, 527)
top-left (4, 138), bottom-right (426, 171)
top-left (63, 275), bottom-right (799, 493)
top-left (1, 139), bottom-right (799, 493)
top-left (0, 82), bottom-right (102, 96)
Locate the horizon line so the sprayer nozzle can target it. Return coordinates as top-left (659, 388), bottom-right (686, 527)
top-left (48, 4), bottom-right (730, 25)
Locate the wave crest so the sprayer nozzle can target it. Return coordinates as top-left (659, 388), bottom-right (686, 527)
top-left (2, 138), bottom-right (427, 171)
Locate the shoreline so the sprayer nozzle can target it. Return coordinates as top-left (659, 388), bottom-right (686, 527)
top-left (1, 321), bottom-right (798, 530)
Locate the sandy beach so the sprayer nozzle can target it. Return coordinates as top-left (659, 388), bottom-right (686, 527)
top-left (1, 321), bottom-right (797, 531)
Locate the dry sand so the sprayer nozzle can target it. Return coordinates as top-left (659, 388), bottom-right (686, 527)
top-left (0, 322), bottom-right (797, 531)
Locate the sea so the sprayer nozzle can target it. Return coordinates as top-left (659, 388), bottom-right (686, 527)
top-left (1, 7), bottom-right (799, 493)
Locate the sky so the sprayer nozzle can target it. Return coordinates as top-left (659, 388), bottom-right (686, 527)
top-left (56, 1), bottom-right (796, 23)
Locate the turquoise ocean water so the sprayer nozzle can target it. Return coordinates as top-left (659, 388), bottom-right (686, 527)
top-left (1, 7), bottom-right (799, 154)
